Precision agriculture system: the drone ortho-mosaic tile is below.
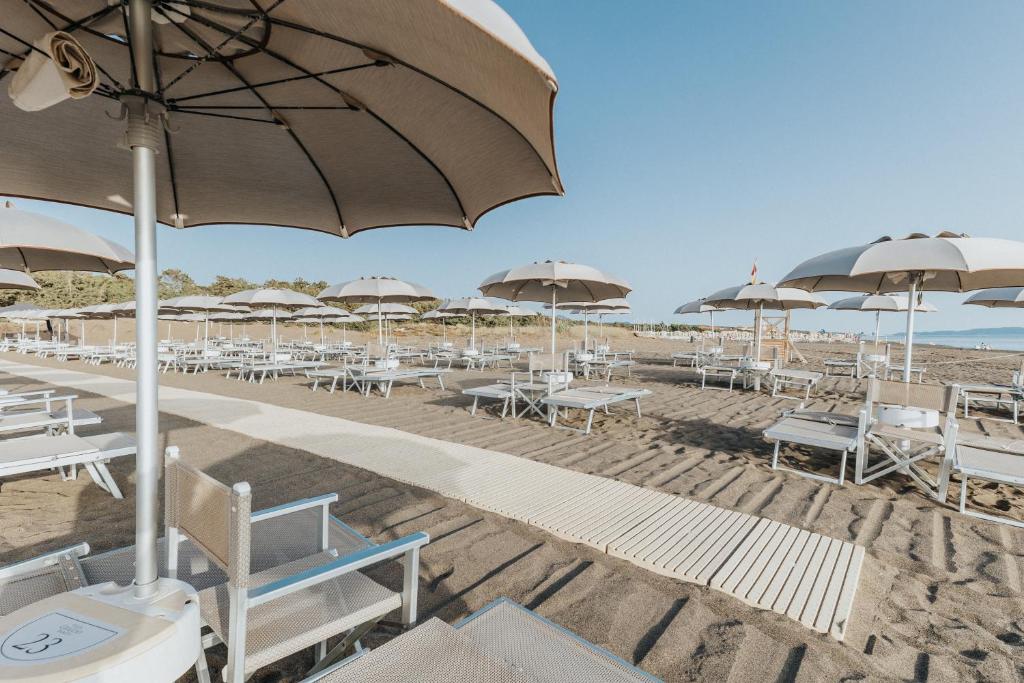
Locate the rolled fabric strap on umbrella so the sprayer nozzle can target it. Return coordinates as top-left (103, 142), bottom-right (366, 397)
top-left (8, 32), bottom-right (98, 112)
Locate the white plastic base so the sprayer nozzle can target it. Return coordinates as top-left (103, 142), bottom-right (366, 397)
top-left (0, 578), bottom-right (202, 682)
top-left (877, 405), bottom-right (939, 429)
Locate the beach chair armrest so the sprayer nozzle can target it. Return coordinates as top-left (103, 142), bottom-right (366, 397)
top-left (251, 493), bottom-right (339, 522)
top-left (1, 394), bottom-right (78, 409)
top-left (247, 532), bottom-right (430, 607)
top-left (0, 390), bottom-right (57, 401)
top-left (0, 542), bottom-right (90, 581)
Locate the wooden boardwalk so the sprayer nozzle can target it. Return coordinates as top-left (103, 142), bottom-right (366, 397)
top-left (0, 360), bottom-right (865, 640)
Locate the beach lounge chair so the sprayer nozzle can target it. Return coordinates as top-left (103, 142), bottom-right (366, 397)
top-left (304, 598), bottom-right (660, 682)
top-left (345, 366), bottom-right (448, 398)
top-left (950, 434), bottom-right (1024, 527)
top-left (823, 357), bottom-right (857, 377)
top-left (0, 395), bottom-right (102, 436)
top-left (0, 431), bottom-right (135, 498)
top-left (770, 368), bottom-right (824, 401)
top-left (159, 448), bottom-right (429, 682)
top-left (857, 379), bottom-right (959, 500)
top-left (885, 364), bottom-right (926, 383)
top-left (672, 351), bottom-right (700, 367)
top-left (542, 385), bottom-right (652, 435)
top-left (699, 364), bottom-right (738, 391)
top-left (0, 543), bottom-right (90, 617)
top-left (958, 383), bottom-right (1023, 424)
top-left (764, 410), bottom-right (862, 485)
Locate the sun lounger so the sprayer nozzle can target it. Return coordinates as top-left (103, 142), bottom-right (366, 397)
top-left (0, 431), bottom-right (135, 498)
top-left (770, 368), bottom-right (824, 401)
top-left (345, 366), bottom-right (448, 398)
top-left (823, 358), bottom-right (857, 377)
top-left (672, 351), bottom-right (699, 367)
top-left (764, 411), bottom-right (862, 484)
top-left (699, 364), bottom-right (738, 391)
top-left (950, 434), bottom-right (1024, 527)
top-left (958, 383), bottom-right (1022, 424)
top-left (0, 395), bottom-right (101, 436)
top-left (542, 385), bottom-right (652, 434)
top-left (305, 598), bottom-right (660, 682)
top-left (160, 448), bottom-right (428, 682)
top-left (885, 365), bottom-right (926, 383)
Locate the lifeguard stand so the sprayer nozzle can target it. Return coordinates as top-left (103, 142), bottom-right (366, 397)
top-left (753, 310), bottom-right (806, 364)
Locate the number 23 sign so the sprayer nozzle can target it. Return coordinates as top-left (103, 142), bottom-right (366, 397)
top-left (1, 611), bottom-right (121, 664)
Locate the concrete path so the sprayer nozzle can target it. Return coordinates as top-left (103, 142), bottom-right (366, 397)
top-left (0, 359), bottom-right (864, 640)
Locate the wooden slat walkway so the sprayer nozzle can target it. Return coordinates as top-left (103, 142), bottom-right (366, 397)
top-left (0, 360), bottom-right (865, 640)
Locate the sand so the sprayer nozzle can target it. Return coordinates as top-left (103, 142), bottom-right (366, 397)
top-left (1, 331), bottom-right (1023, 682)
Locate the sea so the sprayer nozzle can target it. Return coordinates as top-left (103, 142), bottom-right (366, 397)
top-left (890, 328), bottom-right (1024, 351)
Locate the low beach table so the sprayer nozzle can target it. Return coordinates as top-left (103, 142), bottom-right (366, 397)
top-left (542, 386), bottom-right (652, 435)
top-left (699, 365), bottom-right (738, 391)
top-left (959, 383), bottom-right (1022, 424)
top-left (885, 365), bottom-right (926, 383)
top-left (824, 358), bottom-right (857, 377)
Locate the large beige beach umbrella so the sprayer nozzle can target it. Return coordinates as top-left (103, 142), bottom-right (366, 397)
top-left (828, 294), bottom-right (937, 345)
top-left (675, 298), bottom-right (724, 334)
top-left (500, 304), bottom-right (537, 342)
top-left (963, 287), bottom-right (1024, 309)
top-left (546, 297), bottom-right (629, 348)
top-left (1, 0), bottom-right (562, 622)
top-left (294, 305), bottom-right (351, 345)
top-left (479, 261), bottom-right (631, 368)
top-left (0, 203), bottom-right (135, 272)
top-left (704, 283), bottom-right (826, 362)
top-left (321, 277), bottom-right (436, 346)
top-left (423, 308), bottom-right (461, 345)
top-left (779, 233), bottom-right (1024, 381)
top-left (163, 294), bottom-right (236, 353)
top-left (0, 301), bottom-right (43, 338)
top-left (223, 288), bottom-right (319, 352)
top-left (440, 297), bottom-right (508, 349)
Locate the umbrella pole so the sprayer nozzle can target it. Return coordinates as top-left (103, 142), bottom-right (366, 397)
top-left (471, 312), bottom-right (476, 349)
top-left (551, 288), bottom-right (557, 370)
top-left (127, 0), bottom-right (160, 599)
top-left (320, 320), bottom-right (324, 345)
top-left (204, 314), bottom-right (209, 356)
top-left (710, 310), bottom-right (715, 335)
top-left (81, 320), bottom-right (85, 346)
top-left (754, 303), bottom-right (763, 361)
top-left (113, 315), bottom-right (118, 347)
top-left (874, 311), bottom-right (881, 346)
top-left (903, 277), bottom-right (919, 383)
top-left (272, 307), bottom-right (278, 354)
top-left (584, 310), bottom-right (589, 350)
top-left (377, 297), bottom-right (383, 348)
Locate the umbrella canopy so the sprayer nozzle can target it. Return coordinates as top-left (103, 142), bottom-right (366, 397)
top-left (1, 1), bottom-right (562, 235)
top-left (440, 297), bottom-right (507, 348)
top-left (0, 203), bottom-right (135, 273)
top-left (77, 303), bottom-right (117, 319)
top-left (780, 233), bottom-right (1024, 380)
top-left (223, 289), bottom-right (318, 351)
top-left (829, 294), bottom-right (937, 344)
top-left (704, 283), bottom-right (826, 361)
top-left (0, 302), bottom-right (42, 318)
top-left (0, 268), bottom-right (41, 291)
top-left (0, 0), bottom-right (561, 614)
top-left (293, 305), bottom-right (350, 319)
top-left (674, 298), bottom-right (723, 335)
top-left (479, 261), bottom-right (631, 366)
top-left (162, 295), bottom-right (236, 312)
top-left (422, 309), bottom-right (460, 320)
top-left (354, 302), bottom-right (418, 315)
top-left (963, 287), bottom-right (1024, 308)
top-left (320, 277), bottom-right (436, 346)
top-left (544, 298), bottom-right (630, 347)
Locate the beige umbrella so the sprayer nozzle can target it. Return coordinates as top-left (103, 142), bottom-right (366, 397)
top-left (423, 308), bottom-right (460, 345)
top-left (479, 261), bottom-right (631, 367)
top-left (322, 278), bottom-right (436, 346)
top-left (440, 297), bottom-right (508, 349)
top-left (780, 232), bottom-right (1024, 381)
top-left (0, 203), bottom-right (134, 272)
top-left (163, 295), bottom-right (237, 353)
top-left (828, 294), bottom-right (937, 345)
top-left (704, 283), bottom-right (826, 362)
top-left (223, 288), bottom-right (319, 351)
top-left (546, 298), bottom-right (629, 348)
top-left (499, 305), bottom-right (537, 342)
top-left (1, 0), bottom-right (561, 616)
top-left (675, 298), bottom-right (724, 334)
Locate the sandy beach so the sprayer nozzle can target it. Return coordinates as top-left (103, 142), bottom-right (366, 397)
top-left (1, 328), bottom-right (1022, 682)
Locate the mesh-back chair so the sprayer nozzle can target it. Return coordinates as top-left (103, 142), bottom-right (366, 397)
top-left (163, 448), bottom-right (429, 683)
top-left (856, 379), bottom-right (960, 499)
top-left (0, 543), bottom-right (89, 617)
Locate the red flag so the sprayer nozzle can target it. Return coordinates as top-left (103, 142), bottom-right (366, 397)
top-left (750, 260), bottom-right (758, 284)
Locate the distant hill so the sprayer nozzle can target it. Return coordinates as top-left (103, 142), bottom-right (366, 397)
top-left (894, 326), bottom-right (1024, 338)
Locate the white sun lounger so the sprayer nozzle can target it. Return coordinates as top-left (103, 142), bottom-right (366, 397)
top-left (0, 395), bottom-right (102, 436)
top-left (699, 365), bottom-right (738, 391)
top-left (764, 411), bottom-right (862, 485)
top-left (958, 383), bottom-right (1022, 424)
top-left (770, 368), bottom-right (824, 401)
top-left (823, 358), bottom-right (857, 377)
top-left (345, 367), bottom-right (448, 398)
top-left (541, 386), bottom-right (652, 434)
top-left (950, 435), bottom-right (1024, 527)
top-left (0, 432), bottom-right (135, 498)
top-left (305, 597), bottom-right (660, 682)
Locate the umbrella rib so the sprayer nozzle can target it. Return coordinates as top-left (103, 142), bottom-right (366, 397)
top-left (183, 8), bottom-right (469, 222)
top-left (160, 14), bottom-right (347, 232)
top-left (266, 16), bottom-right (559, 183)
top-left (171, 108), bottom-right (276, 124)
top-left (167, 63), bottom-right (378, 103)
top-left (152, 51), bottom-right (184, 226)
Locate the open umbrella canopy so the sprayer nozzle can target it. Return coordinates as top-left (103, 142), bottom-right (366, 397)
top-left (674, 298), bottom-right (725, 315)
top-left (0, 302), bottom-right (42, 318)
top-left (828, 294), bottom-right (937, 313)
top-left (77, 303), bottom-right (117, 319)
top-left (963, 287), bottom-right (1024, 308)
top-left (502, 305), bottom-right (538, 317)
top-left (0, 203), bottom-right (135, 273)
top-left (293, 305), bottom-right (350, 319)
top-left (354, 302), bottom-right (418, 315)
top-left (440, 297), bottom-right (508, 315)
top-left (551, 298), bottom-right (630, 312)
top-left (319, 277), bottom-right (436, 304)
top-left (223, 288), bottom-right (321, 310)
top-left (480, 260), bottom-right (631, 365)
top-left (0, 1), bottom-right (562, 235)
top-left (780, 233), bottom-right (1024, 380)
top-left (0, 268), bottom-right (41, 291)
top-left (423, 309), bottom-right (460, 319)
top-left (704, 283), bottom-right (825, 361)
top-left (162, 295), bottom-right (236, 312)
top-left (779, 233), bottom-right (1024, 293)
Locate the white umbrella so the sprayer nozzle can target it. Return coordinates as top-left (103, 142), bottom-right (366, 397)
top-left (479, 261), bottom-right (631, 368)
top-left (163, 295), bottom-right (237, 354)
top-left (223, 289), bottom-right (319, 352)
top-left (293, 305), bottom-right (351, 345)
top-left (499, 305), bottom-right (537, 342)
top-left (828, 294), bottom-right (937, 345)
top-left (674, 298), bottom-right (724, 334)
top-left (963, 287), bottom-right (1024, 308)
top-left (0, 203), bottom-right (134, 273)
top-left (423, 308), bottom-right (460, 345)
top-left (2, 0), bottom-right (561, 616)
top-left (440, 297), bottom-right (508, 349)
top-left (546, 298), bottom-right (629, 348)
top-left (780, 233), bottom-right (1024, 381)
top-left (704, 283), bottom-right (826, 362)
top-left (320, 277), bottom-right (436, 347)
top-left (0, 301), bottom-right (43, 339)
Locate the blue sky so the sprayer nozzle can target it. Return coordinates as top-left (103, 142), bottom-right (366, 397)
top-left (8, 0), bottom-right (1024, 334)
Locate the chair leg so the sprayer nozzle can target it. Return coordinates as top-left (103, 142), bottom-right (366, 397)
top-left (771, 441), bottom-right (781, 470)
top-left (193, 650), bottom-right (212, 683)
